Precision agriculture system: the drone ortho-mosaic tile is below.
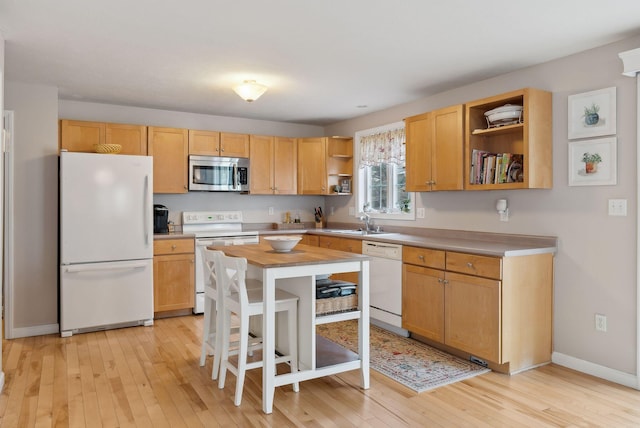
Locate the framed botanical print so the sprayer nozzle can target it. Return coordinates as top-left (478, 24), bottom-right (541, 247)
top-left (568, 87), bottom-right (616, 139)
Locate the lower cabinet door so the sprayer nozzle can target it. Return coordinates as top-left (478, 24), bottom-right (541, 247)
top-left (153, 254), bottom-right (195, 312)
top-left (444, 272), bottom-right (501, 362)
top-left (402, 264), bottom-right (445, 342)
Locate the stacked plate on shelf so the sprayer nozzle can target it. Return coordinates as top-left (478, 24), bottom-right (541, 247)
top-left (484, 104), bottom-right (522, 127)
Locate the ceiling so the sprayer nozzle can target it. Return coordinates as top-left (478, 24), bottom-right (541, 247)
top-left (1, 1), bottom-right (640, 126)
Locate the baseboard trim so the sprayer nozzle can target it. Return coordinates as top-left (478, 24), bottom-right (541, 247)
top-left (10, 323), bottom-right (59, 339)
top-left (552, 352), bottom-right (639, 389)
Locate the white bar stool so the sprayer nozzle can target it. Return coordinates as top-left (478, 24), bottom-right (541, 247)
top-left (199, 248), bottom-right (261, 380)
top-left (215, 252), bottom-right (300, 406)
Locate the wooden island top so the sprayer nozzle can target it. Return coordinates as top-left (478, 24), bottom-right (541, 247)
top-left (212, 241), bottom-right (370, 268)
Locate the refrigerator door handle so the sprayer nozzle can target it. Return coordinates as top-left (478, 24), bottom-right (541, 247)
top-left (144, 174), bottom-right (150, 245)
top-left (64, 261), bottom-right (149, 274)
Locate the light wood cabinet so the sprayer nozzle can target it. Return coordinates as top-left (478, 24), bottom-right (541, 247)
top-left (297, 137), bottom-right (328, 194)
top-left (153, 238), bottom-right (195, 313)
top-left (465, 88), bottom-right (552, 189)
top-left (188, 130), bottom-right (250, 158)
top-left (59, 119), bottom-right (147, 155)
top-left (148, 127), bottom-right (189, 194)
top-left (326, 137), bottom-right (353, 195)
top-left (402, 245), bottom-right (553, 374)
top-left (318, 236), bottom-right (360, 283)
top-left (300, 234), bottom-right (319, 247)
top-left (298, 137), bottom-right (353, 195)
top-left (405, 104), bottom-right (464, 192)
top-left (250, 135), bottom-right (297, 194)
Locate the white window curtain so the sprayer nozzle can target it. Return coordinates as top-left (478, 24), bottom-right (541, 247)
top-left (359, 127), bottom-right (405, 167)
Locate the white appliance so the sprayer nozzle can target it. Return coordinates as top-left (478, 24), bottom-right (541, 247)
top-left (182, 210), bottom-right (259, 314)
top-left (59, 151), bottom-right (154, 337)
top-left (362, 240), bottom-right (408, 337)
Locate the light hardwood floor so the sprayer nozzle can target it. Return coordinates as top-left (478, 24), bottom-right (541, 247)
top-left (1, 315), bottom-right (640, 427)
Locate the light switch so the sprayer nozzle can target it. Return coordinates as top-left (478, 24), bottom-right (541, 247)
top-left (608, 199), bottom-right (627, 216)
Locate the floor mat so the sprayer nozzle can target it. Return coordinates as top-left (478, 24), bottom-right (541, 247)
top-left (316, 320), bottom-right (490, 393)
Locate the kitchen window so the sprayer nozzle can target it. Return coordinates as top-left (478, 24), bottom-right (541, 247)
top-left (355, 122), bottom-right (415, 220)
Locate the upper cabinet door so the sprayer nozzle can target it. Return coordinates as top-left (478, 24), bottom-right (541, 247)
top-left (188, 129), bottom-right (220, 156)
top-left (220, 132), bottom-right (250, 158)
top-left (59, 120), bottom-right (105, 152)
top-left (273, 137), bottom-right (297, 195)
top-left (249, 135), bottom-right (274, 195)
top-left (60, 120), bottom-right (147, 155)
top-left (148, 127), bottom-right (189, 194)
top-left (405, 112), bottom-right (432, 192)
top-left (432, 104), bottom-right (464, 191)
top-left (105, 123), bottom-right (148, 155)
top-left (297, 137), bottom-right (327, 195)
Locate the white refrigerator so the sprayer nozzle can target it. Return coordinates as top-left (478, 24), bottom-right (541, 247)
top-left (59, 151), bottom-right (154, 337)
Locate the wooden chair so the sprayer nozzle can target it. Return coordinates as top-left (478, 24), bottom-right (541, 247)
top-left (215, 252), bottom-right (300, 406)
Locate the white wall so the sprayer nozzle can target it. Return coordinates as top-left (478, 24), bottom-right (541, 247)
top-left (5, 82), bottom-right (59, 332)
top-left (326, 35), bottom-right (640, 376)
top-left (0, 29), bottom-right (5, 391)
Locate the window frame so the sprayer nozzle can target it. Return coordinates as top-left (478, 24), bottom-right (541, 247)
top-left (354, 122), bottom-right (415, 221)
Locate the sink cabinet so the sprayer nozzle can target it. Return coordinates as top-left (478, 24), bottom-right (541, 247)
top-left (402, 245), bottom-right (553, 373)
top-left (318, 235), bottom-right (361, 284)
top-left (153, 238), bottom-right (195, 313)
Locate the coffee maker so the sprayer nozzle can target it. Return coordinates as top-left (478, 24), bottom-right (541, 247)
top-left (153, 204), bottom-right (169, 234)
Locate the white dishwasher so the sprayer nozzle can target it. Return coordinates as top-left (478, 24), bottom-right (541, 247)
top-left (362, 240), bottom-right (409, 337)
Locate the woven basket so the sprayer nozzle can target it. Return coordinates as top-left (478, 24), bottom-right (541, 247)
top-left (93, 143), bottom-right (122, 154)
top-left (316, 294), bottom-right (358, 316)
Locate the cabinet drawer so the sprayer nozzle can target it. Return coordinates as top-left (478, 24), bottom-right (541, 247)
top-left (403, 246), bottom-right (445, 269)
top-left (446, 252), bottom-right (502, 279)
top-left (154, 238), bottom-right (194, 255)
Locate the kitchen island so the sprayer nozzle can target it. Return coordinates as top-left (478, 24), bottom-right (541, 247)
top-left (213, 241), bottom-right (371, 414)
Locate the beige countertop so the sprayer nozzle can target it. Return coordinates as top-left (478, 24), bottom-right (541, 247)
top-left (259, 227), bottom-right (557, 257)
top-left (154, 224), bottom-right (556, 257)
top-left (153, 233), bottom-right (195, 240)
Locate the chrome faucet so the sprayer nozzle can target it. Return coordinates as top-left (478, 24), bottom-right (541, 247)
top-left (359, 212), bottom-right (372, 231)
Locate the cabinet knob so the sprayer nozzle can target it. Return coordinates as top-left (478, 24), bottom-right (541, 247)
top-left (418, 255), bottom-right (425, 261)
top-left (221, 148), bottom-right (225, 152)
top-left (171, 244), bottom-right (177, 250)
top-left (443, 279), bottom-right (449, 285)
top-left (467, 262), bottom-right (474, 268)
top-left (437, 278), bottom-right (443, 283)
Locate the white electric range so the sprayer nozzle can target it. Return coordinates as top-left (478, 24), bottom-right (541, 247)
top-left (182, 210), bottom-right (259, 314)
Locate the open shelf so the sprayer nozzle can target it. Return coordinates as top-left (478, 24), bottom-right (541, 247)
top-left (464, 88), bottom-right (552, 190)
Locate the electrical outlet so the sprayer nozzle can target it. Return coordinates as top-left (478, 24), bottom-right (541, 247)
top-left (330, 206), bottom-right (335, 216)
top-left (608, 199), bottom-right (627, 216)
top-left (595, 313), bottom-right (607, 332)
top-left (417, 208), bottom-right (426, 219)
top-left (268, 207), bottom-right (274, 215)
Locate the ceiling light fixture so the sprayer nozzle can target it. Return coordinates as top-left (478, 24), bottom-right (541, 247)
top-left (233, 80), bottom-right (268, 102)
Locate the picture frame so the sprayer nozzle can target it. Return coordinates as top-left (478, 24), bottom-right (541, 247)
top-left (568, 137), bottom-right (617, 186)
top-left (340, 178), bottom-right (351, 194)
top-left (568, 87), bottom-right (616, 139)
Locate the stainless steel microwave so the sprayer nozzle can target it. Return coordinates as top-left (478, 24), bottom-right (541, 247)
top-left (188, 155), bottom-right (250, 192)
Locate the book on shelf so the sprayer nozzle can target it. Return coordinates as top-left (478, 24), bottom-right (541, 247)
top-left (470, 150), bottom-right (523, 184)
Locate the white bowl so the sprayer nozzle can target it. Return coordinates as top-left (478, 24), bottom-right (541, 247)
top-left (264, 235), bottom-right (302, 252)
